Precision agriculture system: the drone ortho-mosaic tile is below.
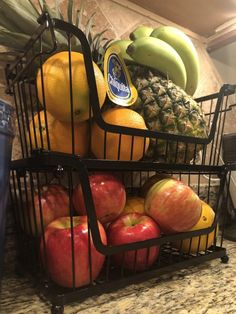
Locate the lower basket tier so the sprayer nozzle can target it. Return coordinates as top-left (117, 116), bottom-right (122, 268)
top-left (9, 153), bottom-right (231, 312)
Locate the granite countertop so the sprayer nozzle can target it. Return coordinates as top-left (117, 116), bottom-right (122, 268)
top-left (1, 239), bottom-right (236, 314)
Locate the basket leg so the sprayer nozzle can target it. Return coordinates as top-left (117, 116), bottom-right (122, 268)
top-left (221, 254), bottom-right (229, 264)
top-left (51, 305), bottom-right (64, 314)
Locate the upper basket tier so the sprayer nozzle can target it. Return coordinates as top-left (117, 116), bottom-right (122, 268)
top-left (5, 12), bottom-right (236, 166)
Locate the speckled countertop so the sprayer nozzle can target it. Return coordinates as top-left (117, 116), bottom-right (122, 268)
top-left (1, 239), bottom-right (236, 314)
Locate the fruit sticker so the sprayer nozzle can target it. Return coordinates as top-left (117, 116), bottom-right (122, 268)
top-left (104, 45), bottom-right (137, 106)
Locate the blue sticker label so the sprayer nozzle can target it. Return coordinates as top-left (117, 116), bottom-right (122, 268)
top-left (107, 54), bottom-right (131, 99)
top-left (104, 45), bottom-right (137, 106)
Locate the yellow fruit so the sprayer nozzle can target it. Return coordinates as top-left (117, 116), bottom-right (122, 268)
top-left (141, 173), bottom-right (172, 198)
top-left (53, 119), bottom-right (89, 156)
top-left (173, 201), bottom-right (218, 253)
top-left (91, 108), bottom-right (150, 161)
top-left (29, 110), bottom-right (54, 151)
top-left (29, 111), bottom-right (89, 156)
top-left (122, 196), bottom-right (145, 215)
top-left (36, 51), bottom-right (106, 122)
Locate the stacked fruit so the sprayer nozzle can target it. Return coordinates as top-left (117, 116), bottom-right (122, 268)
top-left (102, 25), bottom-right (208, 163)
top-left (30, 50), bottom-right (151, 161)
top-left (29, 24), bottom-right (208, 163)
top-left (29, 51), bottom-right (107, 157)
top-left (24, 172), bottom-right (218, 288)
top-left (127, 25), bottom-right (200, 95)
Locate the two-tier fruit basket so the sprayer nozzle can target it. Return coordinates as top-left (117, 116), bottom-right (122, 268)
top-left (5, 13), bottom-right (236, 314)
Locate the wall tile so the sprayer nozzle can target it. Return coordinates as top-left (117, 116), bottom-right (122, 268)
top-left (97, 0), bottom-right (144, 38)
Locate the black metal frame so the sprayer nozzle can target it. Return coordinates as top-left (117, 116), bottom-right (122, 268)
top-left (5, 12), bottom-right (236, 314)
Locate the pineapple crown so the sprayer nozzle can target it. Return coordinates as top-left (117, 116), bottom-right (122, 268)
top-left (0, 0), bottom-right (109, 66)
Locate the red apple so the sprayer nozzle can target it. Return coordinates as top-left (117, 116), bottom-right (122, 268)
top-left (23, 184), bottom-right (69, 236)
top-left (145, 178), bottom-right (202, 234)
top-left (107, 213), bottom-right (161, 271)
top-left (73, 172), bottom-right (126, 225)
top-left (41, 216), bottom-right (107, 288)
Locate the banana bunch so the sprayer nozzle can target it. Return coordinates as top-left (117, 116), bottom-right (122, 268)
top-left (110, 25), bottom-right (200, 96)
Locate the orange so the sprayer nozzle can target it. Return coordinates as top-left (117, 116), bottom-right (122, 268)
top-left (53, 119), bottom-right (89, 156)
top-left (122, 196), bottom-right (145, 215)
top-left (36, 51), bottom-right (106, 122)
top-left (28, 110), bottom-right (54, 151)
top-left (29, 111), bottom-right (89, 156)
top-left (91, 108), bottom-right (150, 161)
top-left (173, 201), bottom-right (218, 253)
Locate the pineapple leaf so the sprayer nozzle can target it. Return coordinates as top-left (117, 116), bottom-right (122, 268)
top-left (37, 0), bottom-right (44, 12)
top-left (67, 0), bottom-right (74, 25)
top-left (25, 0), bottom-right (40, 16)
top-left (75, 10), bottom-right (81, 28)
top-left (92, 31), bottom-right (104, 46)
top-left (0, 51), bottom-right (20, 63)
top-left (55, 0), bottom-right (64, 20)
top-left (92, 30), bottom-right (108, 51)
top-left (76, 5), bottom-right (84, 29)
top-left (15, 0), bottom-right (39, 18)
top-left (0, 10), bottom-right (20, 32)
top-left (0, 26), bottom-right (32, 51)
top-left (0, 0), bottom-right (39, 35)
top-left (0, 0), bottom-right (109, 65)
top-left (70, 37), bottom-right (82, 52)
top-left (53, 30), bottom-right (70, 47)
top-left (87, 32), bottom-right (94, 47)
top-left (92, 45), bottom-right (105, 66)
top-left (41, 0), bottom-right (57, 18)
top-left (37, 0), bottom-right (70, 48)
top-left (104, 39), bottom-right (115, 50)
top-left (84, 12), bottom-right (96, 41)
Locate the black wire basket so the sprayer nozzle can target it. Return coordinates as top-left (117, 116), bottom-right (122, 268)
top-left (4, 12), bottom-right (236, 314)
top-left (4, 13), bottom-right (236, 165)
top-left (10, 152), bottom-right (230, 313)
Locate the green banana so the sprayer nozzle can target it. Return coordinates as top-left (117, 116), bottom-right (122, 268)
top-left (126, 37), bottom-right (187, 90)
top-left (151, 26), bottom-right (199, 96)
top-left (129, 25), bottom-right (153, 40)
top-left (109, 39), bottom-right (135, 64)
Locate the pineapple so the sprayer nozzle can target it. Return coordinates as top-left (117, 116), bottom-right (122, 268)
top-left (103, 64), bottom-right (207, 163)
top-left (129, 65), bottom-right (208, 163)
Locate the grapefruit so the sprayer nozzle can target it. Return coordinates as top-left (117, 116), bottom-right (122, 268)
top-left (173, 201), bottom-right (218, 253)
